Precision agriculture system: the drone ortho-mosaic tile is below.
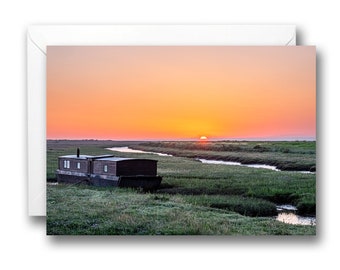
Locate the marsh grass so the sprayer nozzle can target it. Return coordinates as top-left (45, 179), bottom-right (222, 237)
top-left (183, 195), bottom-right (277, 217)
top-left (46, 140), bottom-right (316, 235)
top-left (47, 184), bottom-right (315, 235)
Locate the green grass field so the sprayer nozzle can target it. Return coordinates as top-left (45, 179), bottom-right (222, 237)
top-left (46, 140), bottom-right (316, 235)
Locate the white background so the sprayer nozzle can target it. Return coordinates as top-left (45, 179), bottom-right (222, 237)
top-left (0, 0), bottom-right (338, 269)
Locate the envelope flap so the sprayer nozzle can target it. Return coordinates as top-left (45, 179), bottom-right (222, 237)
top-left (28, 25), bottom-right (296, 54)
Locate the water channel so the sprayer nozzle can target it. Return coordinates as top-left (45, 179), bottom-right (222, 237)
top-left (198, 158), bottom-right (280, 171)
top-left (107, 146), bottom-right (173, 156)
top-left (276, 205), bottom-right (316, 226)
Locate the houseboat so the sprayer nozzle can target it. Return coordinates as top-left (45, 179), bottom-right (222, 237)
top-left (56, 149), bottom-right (162, 189)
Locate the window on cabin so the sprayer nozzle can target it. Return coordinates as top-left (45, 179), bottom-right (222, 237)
top-left (63, 160), bottom-right (70, 169)
top-left (77, 162), bottom-right (81, 169)
top-left (104, 165), bottom-right (108, 172)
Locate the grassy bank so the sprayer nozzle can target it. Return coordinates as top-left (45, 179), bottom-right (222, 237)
top-left (47, 184), bottom-right (315, 235)
top-left (46, 140), bottom-right (316, 235)
top-left (133, 141), bottom-right (316, 171)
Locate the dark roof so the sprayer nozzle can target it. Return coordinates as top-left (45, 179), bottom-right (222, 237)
top-left (95, 157), bottom-right (133, 161)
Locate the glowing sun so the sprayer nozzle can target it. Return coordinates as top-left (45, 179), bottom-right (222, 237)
top-left (199, 136), bottom-right (208, 141)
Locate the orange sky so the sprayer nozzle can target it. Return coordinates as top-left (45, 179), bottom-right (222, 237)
top-left (47, 46), bottom-right (315, 140)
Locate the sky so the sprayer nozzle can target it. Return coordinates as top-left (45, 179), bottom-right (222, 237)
top-left (47, 46), bottom-right (315, 141)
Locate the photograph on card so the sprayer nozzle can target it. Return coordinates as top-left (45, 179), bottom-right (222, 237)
top-left (46, 46), bottom-right (316, 235)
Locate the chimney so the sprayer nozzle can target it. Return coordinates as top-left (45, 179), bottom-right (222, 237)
top-left (77, 148), bottom-right (80, 158)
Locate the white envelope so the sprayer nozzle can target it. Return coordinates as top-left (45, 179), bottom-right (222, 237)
top-left (27, 25), bottom-right (296, 216)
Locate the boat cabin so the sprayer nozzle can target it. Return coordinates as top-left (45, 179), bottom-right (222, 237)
top-left (56, 151), bottom-right (162, 189)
